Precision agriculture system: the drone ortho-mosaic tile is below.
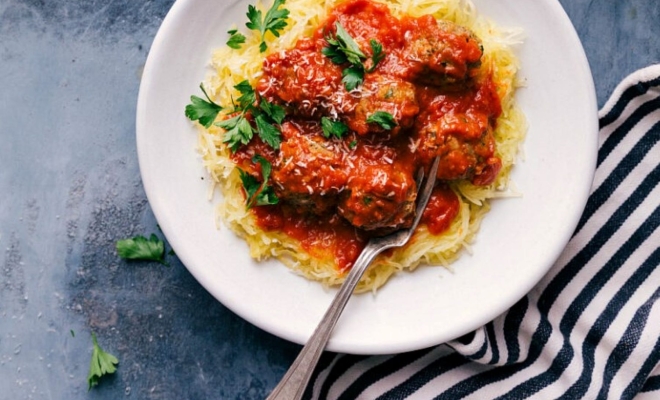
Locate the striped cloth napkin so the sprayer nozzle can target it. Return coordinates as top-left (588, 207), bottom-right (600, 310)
top-left (305, 65), bottom-right (660, 399)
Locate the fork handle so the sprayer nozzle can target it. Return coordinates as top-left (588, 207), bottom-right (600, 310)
top-left (266, 241), bottom-right (387, 400)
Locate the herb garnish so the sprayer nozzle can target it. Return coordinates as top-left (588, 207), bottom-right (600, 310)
top-left (341, 66), bottom-right (365, 91)
top-left (322, 22), bottom-right (366, 65)
top-left (322, 22), bottom-right (385, 90)
top-left (217, 114), bottom-right (254, 152)
top-left (226, 29), bottom-right (247, 49)
top-left (366, 111), bottom-right (397, 130)
top-left (116, 234), bottom-right (167, 265)
top-left (87, 333), bottom-right (119, 390)
top-left (367, 39), bottom-right (385, 72)
top-left (321, 117), bottom-right (349, 139)
top-left (245, 0), bottom-right (290, 53)
top-left (211, 81), bottom-right (285, 152)
top-left (239, 155), bottom-right (279, 208)
top-left (184, 84), bottom-right (223, 128)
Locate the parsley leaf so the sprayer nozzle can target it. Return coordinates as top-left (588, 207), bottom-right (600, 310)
top-left (216, 82), bottom-right (284, 152)
top-left (226, 29), bottom-right (246, 49)
top-left (239, 156), bottom-right (279, 208)
top-left (246, 0), bottom-right (290, 53)
top-left (116, 234), bottom-right (166, 265)
top-left (367, 39), bottom-right (385, 72)
top-left (321, 43), bottom-right (348, 65)
top-left (321, 117), bottom-right (349, 139)
top-left (217, 114), bottom-right (254, 152)
top-left (87, 333), bottom-right (118, 391)
top-left (255, 114), bottom-right (282, 149)
top-left (366, 111), bottom-right (397, 130)
top-left (322, 22), bottom-right (383, 91)
top-left (324, 22), bottom-right (365, 65)
top-left (239, 170), bottom-right (261, 206)
top-left (184, 84), bottom-right (223, 128)
top-left (342, 66), bottom-right (365, 91)
top-left (260, 100), bottom-right (286, 124)
top-left (234, 80), bottom-right (257, 110)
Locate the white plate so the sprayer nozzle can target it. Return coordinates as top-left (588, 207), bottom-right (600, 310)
top-left (136, 0), bottom-right (597, 354)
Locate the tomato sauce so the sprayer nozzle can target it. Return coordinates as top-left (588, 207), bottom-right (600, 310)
top-left (234, 0), bottom-right (502, 272)
top-left (253, 204), bottom-right (368, 272)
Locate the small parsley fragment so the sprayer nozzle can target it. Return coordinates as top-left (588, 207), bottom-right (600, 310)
top-left (226, 29), bottom-right (246, 49)
top-left (367, 39), bottom-right (385, 72)
top-left (184, 84), bottom-right (223, 128)
top-left (246, 0), bottom-right (290, 52)
top-left (366, 111), bottom-right (397, 130)
top-left (321, 117), bottom-right (349, 139)
top-left (322, 22), bottom-right (385, 91)
top-left (239, 155), bottom-right (279, 208)
top-left (116, 234), bottom-right (166, 265)
top-left (234, 80), bottom-right (257, 109)
top-left (87, 333), bottom-right (118, 391)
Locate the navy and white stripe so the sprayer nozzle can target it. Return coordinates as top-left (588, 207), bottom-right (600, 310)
top-left (307, 65), bottom-right (660, 400)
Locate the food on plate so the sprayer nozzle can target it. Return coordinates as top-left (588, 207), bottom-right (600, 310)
top-left (186, 0), bottom-right (526, 292)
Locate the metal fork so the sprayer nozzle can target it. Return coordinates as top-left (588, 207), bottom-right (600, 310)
top-left (267, 156), bottom-right (440, 400)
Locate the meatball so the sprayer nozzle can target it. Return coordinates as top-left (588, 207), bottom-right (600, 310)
top-left (348, 74), bottom-right (420, 136)
top-left (414, 108), bottom-right (500, 184)
top-left (412, 78), bottom-right (502, 185)
top-left (338, 161), bottom-right (417, 232)
top-left (270, 122), bottom-right (349, 213)
top-left (257, 38), bottom-right (355, 119)
top-left (394, 15), bottom-right (483, 86)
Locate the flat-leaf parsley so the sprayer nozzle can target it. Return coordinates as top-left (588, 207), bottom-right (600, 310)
top-left (322, 22), bottom-right (385, 91)
top-left (226, 29), bottom-right (246, 49)
top-left (87, 333), bottom-right (119, 390)
top-left (184, 84), bottom-right (223, 128)
top-left (366, 111), bottom-right (397, 130)
top-left (116, 234), bottom-right (166, 265)
top-left (246, 0), bottom-right (290, 52)
top-left (239, 155), bottom-right (279, 208)
top-left (321, 117), bottom-right (349, 139)
top-left (215, 81), bottom-right (285, 152)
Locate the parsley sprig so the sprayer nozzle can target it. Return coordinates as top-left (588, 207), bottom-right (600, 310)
top-left (184, 84), bottom-right (223, 128)
top-left (321, 117), bottom-right (349, 139)
top-left (226, 29), bottom-right (246, 49)
top-left (366, 39), bottom-right (385, 72)
top-left (87, 333), bottom-right (119, 390)
top-left (116, 234), bottom-right (167, 265)
top-left (228, 0), bottom-right (290, 52)
top-left (322, 22), bottom-right (385, 90)
top-left (366, 111), bottom-right (397, 130)
top-left (216, 81), bottom-right (285, 152)
top-left (323, 22), bottom-right (365, 65)
top-left (217, 114), bottom-right (254, 152)
top-left (185, 80), bottom-right (285, 153)
top-left (239, 155), bottom-right (279, 208)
